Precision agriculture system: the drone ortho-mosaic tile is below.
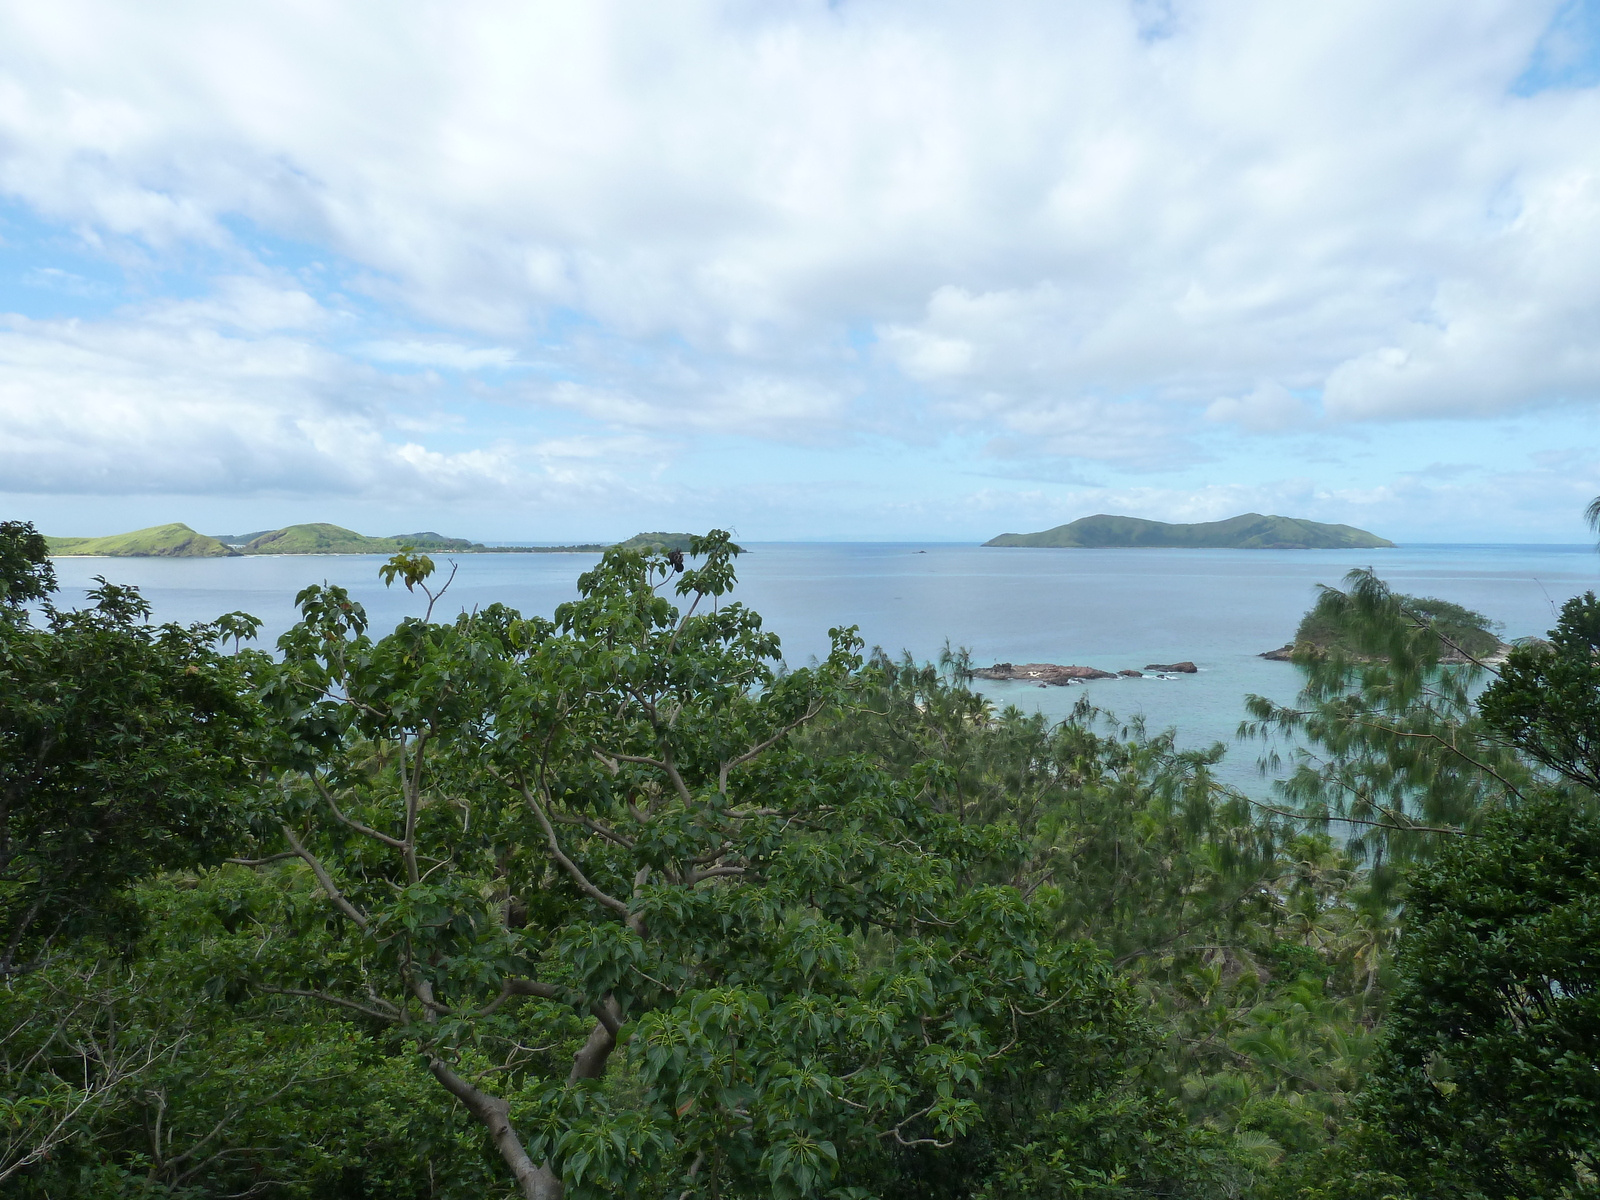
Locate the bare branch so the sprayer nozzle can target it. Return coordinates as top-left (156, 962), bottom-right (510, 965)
top-left (251, 984), bottom-right (399, 1023)
top-left (550, 811), bottom-right (636, 849)
top-left (687, 865), bottom-right (747, 884)
top-left (401, 733), bottom-right (430, 885)
top-left (314, 777), bottom-right (407, 849)
top-left (598, 748), bottom-right (668, 771)
top-left (1226, 789), bottom-right (1472, 838)
top-left (1349, 718), bottom-right (1528, 802)
top-left (877, 1100), bottom-right (954, 1148)
top-left (517, 783), bottom-right (636, 925)
top-left (278, 825), bottom-right (371, 931)
top-left (716, 700), bottom-right (825, 794)
top-left (475, 978), bottom-right (564, 1018)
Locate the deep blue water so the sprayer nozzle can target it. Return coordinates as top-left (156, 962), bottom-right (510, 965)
top-left (46, 543), bottom-right (1600, 793)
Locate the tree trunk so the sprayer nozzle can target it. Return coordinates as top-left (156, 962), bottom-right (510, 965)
top-left (569, 996), bottom-right (623, 1082)
top-left (426, 995), bottom-right (625, 1199)
top-left (428, 1057), bottom-right (562, 1200)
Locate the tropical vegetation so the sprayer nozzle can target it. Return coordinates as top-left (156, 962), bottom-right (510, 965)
top-left (3, 507), bottom-right (1596, 1198)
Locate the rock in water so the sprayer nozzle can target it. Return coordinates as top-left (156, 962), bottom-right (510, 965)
top-left (1144, 661), bottom-right (1197, 673)
top-left (971, 662), bottom-right (1117, 684)
top-left (1118, 669), bottom-right (1143, 677)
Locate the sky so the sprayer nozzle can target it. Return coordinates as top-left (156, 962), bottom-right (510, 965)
top-left (3, 0), bottom-right (1600, 544)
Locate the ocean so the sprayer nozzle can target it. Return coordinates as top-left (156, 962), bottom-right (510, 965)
top-left (45, 542), bottom-right (1600, 794)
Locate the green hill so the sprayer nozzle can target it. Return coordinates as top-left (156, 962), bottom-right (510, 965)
top-left (985, 513), bottom-right (1395, 550)
top-left (45, 523), bottom-right (238, 558)
top-left (614, 532), bottom-right (700, 552)
top-left (233, 524), bottom-right (483, 555)
top-left (46, 523), bottom-right (713, 559)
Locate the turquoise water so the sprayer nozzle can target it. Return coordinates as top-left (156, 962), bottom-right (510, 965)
top-left (46, 543), bottom-right (1599, 793)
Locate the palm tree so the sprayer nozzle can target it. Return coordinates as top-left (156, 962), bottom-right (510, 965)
top-left (1589, 494), bottom-right (1600, 537)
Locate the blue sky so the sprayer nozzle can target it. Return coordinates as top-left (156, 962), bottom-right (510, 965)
top-left (2, 0), bottom-right (1599, 543)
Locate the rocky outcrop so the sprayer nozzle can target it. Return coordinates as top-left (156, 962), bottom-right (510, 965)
top-left (1145, 661), bottom-right (1197, 673)
top-left (971, 662), bottom-right (1117, 684)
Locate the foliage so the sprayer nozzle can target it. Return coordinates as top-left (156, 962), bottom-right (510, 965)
top-left (1479, 590), bottom-right (1600, 792)
top-left (1298, 794), bottom-right (1600, 1198)
top-left (211, 534), bottom-right (1240, 1199)
top-left (1244, 569), bottom-right (1537, 883)
top-left (1283, 562), bottom-right (1600, 1199)
top-left (809, 651), bottom-right (1386, 1180)
top-left (16, 525), bottom-right (1591, 1198)
top-left (1291, 588), bottom-right (1502, 661)
top-left (0, 520), bottom-right (55, 606)
top-left (0, 570), bottom-right (267, 976)
top-left (3, 875), bottom-right (502, 1197)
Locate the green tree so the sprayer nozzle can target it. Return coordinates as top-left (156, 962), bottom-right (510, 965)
top-left (226, 535), bottom-right (1229, 1199)
top-left (3, 872), bottom-right (505, 1197)
top-left (812, 651), bottom-right (1384, 1177)
top-left (0, 520), bottom-right (54, 607)
top-left (1478, 590), bottom-right (1600, 792)
top-left (1304, 794), bottom-right (1600, 1198)
top-left (1288, 562), bottom-right (1600, 1198)
top-left (0, 564), bottom-right (267, 976)
top-left (1243, 569), bottom-right (1536, 883)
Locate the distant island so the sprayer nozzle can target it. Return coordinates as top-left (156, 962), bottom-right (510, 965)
top-left (44, 523), bottom-right (701, 558)
top-left (984, 512), bottom-right (1395, 550)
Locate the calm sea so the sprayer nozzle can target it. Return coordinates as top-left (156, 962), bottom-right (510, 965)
top-left (46, 543), bottom-right (1599, 793)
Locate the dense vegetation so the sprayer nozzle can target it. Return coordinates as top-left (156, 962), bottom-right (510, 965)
top-left (984, 513), bottom-right (1394, 550)
top-left (3, 518), bottom-right (1595, 1198)
top-left (1284, 586), bottom-right (1507, 661)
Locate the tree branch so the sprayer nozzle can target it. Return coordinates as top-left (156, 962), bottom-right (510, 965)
top-left (278, 825), bottom-right (371, 932)
top-left (717, 700), bottom-right (824, 794)
top-left (251, 984), bottom-right (399, 1022)
top-left (474, 978), bottom-right (564, 1018)
top-left (314, 777), bottom-right (407, 849)
top-left (517, 783), bottom-right (636, 925)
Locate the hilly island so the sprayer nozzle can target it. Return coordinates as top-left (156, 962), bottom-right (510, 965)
top-left (44, 523), bottom-right (699, 558)
top-left (985, 512), bottom-right (1395, 550)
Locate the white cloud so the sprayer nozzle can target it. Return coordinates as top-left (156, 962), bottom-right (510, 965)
top-left (0, 0), bottom-right (1598, 534)
top-left (360, 340), bottom-right (519, 370)
top-left (1, 6), bottom-right (1592, 404)
top-left (148, 276), bottom-right (329, 334)
top-left (1206, 381), bottom-right (1317, 432)
top-left (0, 296), bottom-right (667, 503)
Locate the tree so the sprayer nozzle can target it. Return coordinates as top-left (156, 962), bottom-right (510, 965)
top-left (0, 520), bottom-right (54, 608)
top-left (0, 564), bottom-right (267, 976)
top-left (1242, 569), bottom-right (1536, 884)
top-left (1288, 564), bottom-right (1600, 1198)
top-left (3, 871), bottom-right (506, 1198)
top-left (229, 535), bottom-right (1231, 1199)
top-left (811, 650), bottom-right (1385, 1177)
top-left (1478, 590), bottom-right (1600, 792)
top-left (1306, 794), bottom-right (1600, 1198)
